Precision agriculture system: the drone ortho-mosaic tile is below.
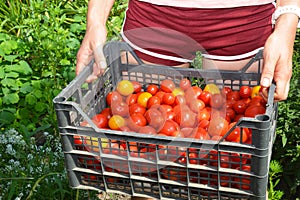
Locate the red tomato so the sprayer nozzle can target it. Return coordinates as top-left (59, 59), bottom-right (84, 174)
top-left (159, 120), bottom-right (179, 136)
top-left (248, 96), bottom-right (266, 107)
top-left (198, 119), bottom-right (210, 130)
top-left (179, 78), bottom-right (191, 91)
top-left (234, 165), bottom-right (251, 190)
top-left (162, 92), bottom-right (175, 105)
top-left (129, 103), bottom-right (146, 115)
top-left (244, 105), bottom-right (266, 118)
top-left (126, 93), bottom-right (138, 106)
top-left (192, 86), bottom-right (203, 99)
top-left (189, 99), bottom-right (205, 113)
top-left (174, 95), bottom-right (186, 106)
top-left (106, 91), bottom-right (122, 106)
top-left (234, 114), bottom-right (244, 122)
top-left (147, 96), bottom-right (161, 108)
top-left (174, 107), bottom-right (197, 128)
top-left (154, 91), bottom-right (165, 101)
top-left (160, 79), bottom-right (175, 93)
top-left (226, 107), bottom-right (236, 121)
top-left (146, 84), bottom-right (159, 95)
top-left (233, 100), bottom-right (247, 114)
top-left (131, 81), bottom-right (142, 93)
top-left (210, 93), bottom-right (225, 109)
top-left (144, 107), bottom-right (165, 129)
top-left (227, 91), bottom-right (240, 101)
top-left (210, 151), bottom-right (230, 168)
top-left (221, 86), bottom-right (232, 97)
top-left (159, 104), bottom-right (173, 113)
top-left (226, 122), bottom-right (248, 143)
top-left (92, 113), bottom-right (108, 128)
top-left (191, 127), bottom-right (210, 140)
top-left (110, 101), bottom-right (129, 117)
top-left (127, 113), bottom-right (147, 131)
top-left (180, 127), bottom-right (194, 137)
top-left (100, 108), bottom-right (112, 119)
top-left (199, 91), bottom-right (211, 105)
top-left (239, 86), bottom-right (252, 99)
top-left (208, 116), bottom-right (229, 137)
top-left (197, 108), bottom-right (211, 122)
top-left (188, 152), bottom-right (199, 164)
top-left (139, 125), bottom-right (157, 134)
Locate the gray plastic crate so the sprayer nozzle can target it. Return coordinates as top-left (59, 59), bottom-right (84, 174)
top-left (53, 41), bottom-right (277, 200)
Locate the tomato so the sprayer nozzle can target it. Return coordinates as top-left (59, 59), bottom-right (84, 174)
top-left (147, 96), bottom-right (161, 108)
top-left (191, 127), bottom-right (210, 140)
top-left (139, 125), bottom-right (157, 134)
top-left (197, 108), bottom-right (211, 122)
top-left (180, 127), bottom-right (194, 137)
top-left (126, 93), bottom-right (138, 106)
top-left (127, 113), bottom-right (147, 131)
top-left (239, 86), bottom-right (252, 99)
top-left (144, 107), bottom-right (165, 129)
top-left (248, 96), bottom-right (266, 107)
top-left (221, 86), bottom-right (232, 97)
top-left (210, 151), bottom-right (230, 168)
top-left (208, 116), bottom-right (229, 137)
top-left (174, 107), bottom-right (197, 128)
top-left (244, 105), bottom-right (266, 118)
top-left (106, 91), bottom-right (122, 106)
top-left (210, 93), bottom-right (225, 109)
top-left (226, 122), bottom-right (248, 143)
top-left (225, 107), bottom-right (235, 123)
top-left (234, 114), bottom-right (244, 122)
top-left (108, 115), bottom-right (126, 130)
top-left (116, 80), bottom-right (134, 96)
top-left (231, 153), bottom-right (251, 168)
top-left (227, 91), bottom-right (240, 101)
top-left (172, 87), bottom-right (185, 96)
top-left (154, 91), bottom-right (165, 101)
top-left (100, 107), bottom-right (112, 119)
top-left (179, 78), bottom-right (191, 91)
top-left (251, 85), bottom-right (261, 98)
top-left (160, 79), bottom-right (175, 93)
top-left (203, 83), bottom-right (220, 94)
top-left (74, 135), bottom-right (84, 150)
top-left (92, 113), bottom-right (108, 128)
top-left (198, 119), bottom-right (210, 130)
top-left (131, 81), bottom-right (142, 93)
top-left (188, 152), bottom-right (199, 164)
top-left (159, 120), bottom-right (179, 136)
top-left (146, 84), bottom-right (159, 95)
top-left (162, 92), bottom-right (175, 105)
top-left (159, 104), bottom-right (173, 113)
top-left (129, 103), bottom-right (146, 115)
top-left (191, 86), bottom-right (203, 99)
top-left (234, 165), bottom-right (251, 190)
top-left (189, 99), bottom-right (205, 113)
top-left (199, 91), bottom-right (211, 105)
top-left (174, 95), bottom-right (186, 106)
top-left (110, 101), bottom-right (129, 117)
top-left (233, 100), bottom-right (247, 114)
top-left (137, 92), bottom-right (152, 107)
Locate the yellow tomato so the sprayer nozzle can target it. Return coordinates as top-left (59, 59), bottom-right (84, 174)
top-left (203, 83), bottom-right (220, 94)
top-left (172, 87), bottom-right (185, 96)
top-left (137, 92), bottom-right (152, 107)
top-left (108, 115), bottom-right (126, 130)
top-left (251, 85), bottom-right (261, 98)
top-left (116, 80), bottom-right (134, 96)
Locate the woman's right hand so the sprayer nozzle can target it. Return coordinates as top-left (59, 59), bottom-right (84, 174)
top-left (76, 25), bottom-right (107, 82)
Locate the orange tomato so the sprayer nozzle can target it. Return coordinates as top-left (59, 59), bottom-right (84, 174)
top-left (137, 92), bottom-right (152, 107)
top-left (116, 80), bottom-right (134, 96)
top-left (108, 115), bottom-right (126, 130)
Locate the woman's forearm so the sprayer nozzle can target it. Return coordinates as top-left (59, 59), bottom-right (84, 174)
top-left (86, 0), bottom-right (115, 29)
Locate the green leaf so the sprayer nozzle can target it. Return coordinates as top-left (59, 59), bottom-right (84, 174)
top-left (18, 107), bottom-right (30, 119)
top-left (3, 92), bottom-right (19, 104)
top-left (2, 87), bottom-right (10, 95)
top-left (6, 72), bottom-right (19, 78)
top-left (33, 89), bottom-right (43, 98)
top-left (25, 93), bottom-right (37, 105)
top-left (282, 133), bottom-right (287, 147)
top-left (59, 58), bottom-right (70, 65)
top-left (18, 60), bottom-right (33, 75)
top-left (1, 78), bottom-right (16, 87)
top-left (0, 110), bottom-right (15, 125)
top-left (4, 54), bottom-right (19, 62)
top-left (35, 102), bottom-right (48, 113)
top-left (20, 82), bottom-right (33, 94)
top-left (0, 68), bottom-right (4, 79)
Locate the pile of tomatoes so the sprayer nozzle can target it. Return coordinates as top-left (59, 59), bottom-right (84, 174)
top-left (87, 78), bottom-right (266, 144)
top-left (77, 78), bottom-right (267, 190)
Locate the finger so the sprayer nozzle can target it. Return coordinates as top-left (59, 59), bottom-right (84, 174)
top-left (94, 44), bottom-right (107, 73)
top-left (76, 47), bottom-right (93, 76)
top-left (261, 51), bottom-right (277, 88)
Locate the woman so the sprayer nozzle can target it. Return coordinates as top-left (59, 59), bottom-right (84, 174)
top-left (76, 0), bottom-right (299, 101)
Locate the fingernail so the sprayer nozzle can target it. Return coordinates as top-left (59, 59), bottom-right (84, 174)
top-left (100, 61), bottom-right (107, 69)
top-left (261, 77), bottom-right (270, 87)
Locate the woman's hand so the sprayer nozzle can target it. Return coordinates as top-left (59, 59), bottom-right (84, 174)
top-left (76, 25), bottom-right (107, 82)
top-left (260, 13), bottom-right (298, 101)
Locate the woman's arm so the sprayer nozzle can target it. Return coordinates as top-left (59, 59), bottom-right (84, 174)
top-left (261, 0), bottom-right (300, 101)
top-left (76, 0), bottom-right (115, 82)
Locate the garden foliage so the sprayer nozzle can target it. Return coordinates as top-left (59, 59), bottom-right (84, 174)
top-left (0, 0), bottom-right (299, 199)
